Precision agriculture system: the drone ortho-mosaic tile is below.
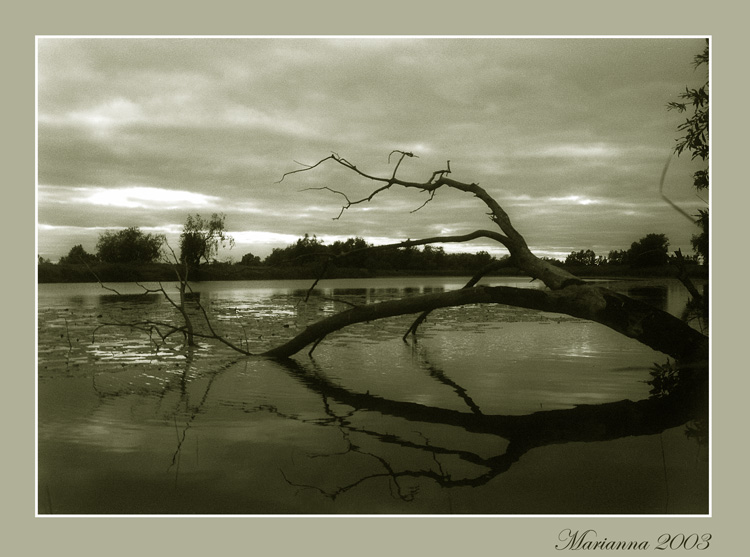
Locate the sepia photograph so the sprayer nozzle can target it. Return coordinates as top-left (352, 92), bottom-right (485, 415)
top-left (36, 36), bottom-right (709, 517)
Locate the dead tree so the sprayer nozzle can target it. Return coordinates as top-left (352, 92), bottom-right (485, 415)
top-left (91, 244), bottom-right (254, 356)
top-left (261, 152), bottom-right (708, 372)
top-left (89, 151), bottom-right (708, 378)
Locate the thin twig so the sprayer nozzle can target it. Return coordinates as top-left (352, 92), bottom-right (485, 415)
top-left (410, 190), bottom-right (436, 213)
top-left (659, 153), bottom-right (698, 224)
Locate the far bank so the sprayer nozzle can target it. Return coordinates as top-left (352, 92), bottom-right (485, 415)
top-left (37, 261), bottom-right (707, 284)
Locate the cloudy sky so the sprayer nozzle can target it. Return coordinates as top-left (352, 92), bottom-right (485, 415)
top-left (37, 37), bottom-right (708, 263)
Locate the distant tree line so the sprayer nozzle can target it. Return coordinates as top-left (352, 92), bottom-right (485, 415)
top-left (42, 219), bottom-right (702, 275)
top-left (47, 215), bottom-right (232, 267)
top-left (51, 227), bottom-right (165, 266)
top-left (256, 233), bottom-right (496, 271)
top-left (562, 233), bottom-right (698, 268)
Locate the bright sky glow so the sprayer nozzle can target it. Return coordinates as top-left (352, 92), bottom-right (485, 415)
top-left (533, 143), bottom-right (621, 158)
top-left (81, 186), bottom-right (218, 209)
top-left (68, 97), bottom-right (145, 128)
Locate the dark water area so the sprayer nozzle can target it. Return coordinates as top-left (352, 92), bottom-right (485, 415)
top-left (37, 277), bottom-right (708, 515)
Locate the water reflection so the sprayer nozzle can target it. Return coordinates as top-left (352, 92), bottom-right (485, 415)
top-left (166, 355), bottom-right (241, 486)
top-left (265, 357), bottom-right (707, 503)
top-left (38, 350), bottom-right (707, 513)
top-left (98, 293), bottom-right (164, 305)
top-left (625, 285), bottom-right (668, 312)
top-left (38, 277), bottom-right (708, 514)
top-left (414, 345), bottom-right (484, 416)
top-left (329, 288), bottom-right (369, 296)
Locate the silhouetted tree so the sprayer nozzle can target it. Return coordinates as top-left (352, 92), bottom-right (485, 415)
top-left (263, 234), bottom-right (325, 267)
top-left (627, 233), bottom-right (670, 268)
top-left (59, 244), bottom-right (98, 265)
top-left (607, 249), bottom-right (629, 265)
top-left (329, 237), bottom-right (371, 267)
top-left (96, 227), bottom-right (164, 264)
top-left (565, 249), bottom-right (596, 266)
top-left (179, 213), bottom-right (234, 267)
top-left (239, 252), bottom-right (262, 266)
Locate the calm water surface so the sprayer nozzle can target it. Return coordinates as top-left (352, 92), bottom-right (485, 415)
top-left (37, 276), bottom-right (708, 514)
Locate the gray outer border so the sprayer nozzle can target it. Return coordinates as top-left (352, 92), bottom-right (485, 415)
top-left (15, 1), bottom-right (743, 555)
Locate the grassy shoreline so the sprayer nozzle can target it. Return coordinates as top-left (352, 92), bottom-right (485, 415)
top-left (37, 261), bottom-right (707, 284)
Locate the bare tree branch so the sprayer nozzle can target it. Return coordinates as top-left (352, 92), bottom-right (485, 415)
top-left (85, 152), bottom-right (708, 372)
top-left (388, 150), bottom-right (417, 179)
top-left (296, 230), bottom-right (513, 267)
top-left (280, 152), bottom-right (580, 290)
top-left (256, 152), bottom-right (709, 360)
top-left (293, 230), bottom-right (513, 304)
top-left (409, 189), bottom-right (436, 213)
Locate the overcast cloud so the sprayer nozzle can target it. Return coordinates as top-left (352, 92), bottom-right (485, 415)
top-left (37, 37), bottom-right (708, 262)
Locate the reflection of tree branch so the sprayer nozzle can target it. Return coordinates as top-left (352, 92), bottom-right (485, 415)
top-left (280, 358), bottom-right (707, 441)
top-left (169, 416), bottom-right (190, 485)
top-left (415, 431), bottom-right (447, 478)
top-left (266, 358), bottom-right (707, 497)
top-left (278, 426), bottom-right (427, 502)
top-left (250, 364), bottom-right (497, 497)
top-left (412, 345), bottom-right (483, 415)
top-left (167, 356), bottom-right (239, 479)
top-left (265, 398), bottom-right (421, 500)
top-left (265, 397), bottom-right (518, 494)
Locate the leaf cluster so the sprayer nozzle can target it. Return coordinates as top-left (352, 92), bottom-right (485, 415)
top-left (645, 359), bottom-right (680, 398)
top-left (667, 41), bottom-right (709, 187)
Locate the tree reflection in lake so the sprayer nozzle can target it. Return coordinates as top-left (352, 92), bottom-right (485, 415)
top-left (37, 277), bottom-right (708, 514)
top-left (264, 355), bottom-right (707, 507)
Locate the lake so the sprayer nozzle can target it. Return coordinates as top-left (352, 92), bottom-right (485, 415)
top-left (37, 276), bottom-right (708, 515)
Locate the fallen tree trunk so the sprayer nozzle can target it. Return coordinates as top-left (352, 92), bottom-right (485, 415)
top-left (261, 152), bottom-right (709, 363)
top-left (262, 283), bottom-right (708, 362)
top-left (95, 152), bottom-right (708, 369)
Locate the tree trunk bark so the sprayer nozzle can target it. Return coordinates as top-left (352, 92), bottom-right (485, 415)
top-left (262, 283), bottom-right (708, 363)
